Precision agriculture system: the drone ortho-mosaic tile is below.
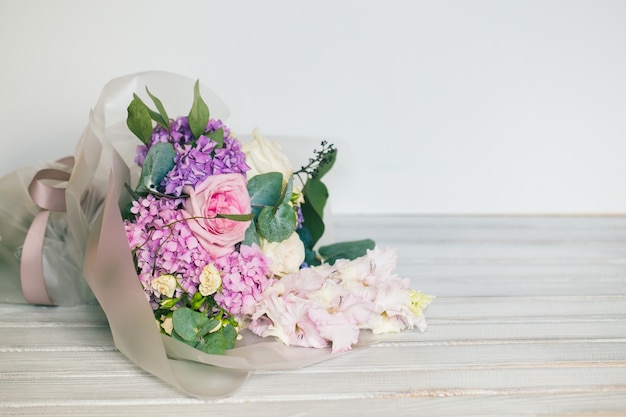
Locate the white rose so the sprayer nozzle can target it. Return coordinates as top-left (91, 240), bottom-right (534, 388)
top-left (199, 263), bottom-right (222, 296)
top-left (151, 274), bottom-right (177, 298)
top-left (260, 232), bottom-right (305, 277)
top-left (243, 128), bottom-right (293, 183)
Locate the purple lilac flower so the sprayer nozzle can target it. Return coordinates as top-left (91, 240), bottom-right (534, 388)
top-left (295, 205), bottom-right (304, 229)
top-left (213, 244), bottom-right (273, 317)
top-left (135, 117), bottom-right (250, 196)
top-left (124, 194), bottom-right (213, 307)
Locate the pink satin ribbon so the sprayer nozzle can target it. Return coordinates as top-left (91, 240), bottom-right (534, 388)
top-left (20, 157), bottom-right (75, 305)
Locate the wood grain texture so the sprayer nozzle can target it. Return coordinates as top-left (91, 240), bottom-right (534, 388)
top-left (1, 216), bottom-right (625, 416)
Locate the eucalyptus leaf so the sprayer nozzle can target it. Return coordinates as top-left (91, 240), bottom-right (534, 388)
top-left (135, 142), bottom-right (176, 195)
top-left (221, 324), bottom-right (237, 350)
top-left (243, 222), bottom-right (260, 246)
top-left (195, 324), bottom-right (237, 355)
top-left (195, 331), bottom-right (228, 354)
top-left (127, 95), bottom-right (153, 145)
top-left (172, 308), bottom-right (211, 342)
top-left (146, 87), bottom-right (170, 129)
top-left (188, 80), bottom-right (210, 140)
top-left (318, 239), bottom-right (376, 265)
top-left (257, 203), bottom-right (297, 242)
top-left (281, 176), bottom-right (294, 206)
top-left (247, 172), bottom-right (283, 213)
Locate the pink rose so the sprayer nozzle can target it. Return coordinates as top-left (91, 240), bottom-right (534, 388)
top-left (181, 173), bottom-right (251, 258)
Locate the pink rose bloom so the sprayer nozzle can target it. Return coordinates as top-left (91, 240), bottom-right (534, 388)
top-left (181, 173), bottom-right (251, 258)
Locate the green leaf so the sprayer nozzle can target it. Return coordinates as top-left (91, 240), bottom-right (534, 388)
top-left (207, 128), bottom-right (224, 148)
top-left (316, 147), bottom-right (337, 180)
top-left (243, 222), bottom-right (260, 246)
top-left (281, 176), bottom-right (294, 206)
top-left (172, 308), bottom-right (212, 342)
top-left (300, 178), bottom-right (329, 246)
top-left (216, 213), bottom-right (255, 222)
top-left (318, 239), bottom-right (376, 265)
top-left (257, 203), bottom-right (297, 242)
top-left (301, 202), bottom-right (324, 247)
top-left (221, 323), bottom-right (237, 350)
top-left (145, 87), bottom-right (170, 129)
top-left (303, 178), bottom-right (328, 218)
top-left (296, 226), bottom-right (320, 266)
top-left (195, 331), bottom-right (228, 354)
top-left (188, 80), bottom-right (210, 140)
top-left (247, 172), bottom-right (283, 214)
top-left (135, 142), bottom-right (176, 195)
top-left (127, 95), bottom-right (153, 145)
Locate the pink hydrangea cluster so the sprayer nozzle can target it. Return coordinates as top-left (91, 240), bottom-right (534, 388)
top-left (213, 244), bottom-right (273, 317)
top-left (124, 194), bottom-right (212, 305)
top-left (247, 247), bottom-right (432, 353)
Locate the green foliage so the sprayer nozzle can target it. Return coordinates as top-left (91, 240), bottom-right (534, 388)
top-left (145, 87), bottom-right (170, 129)
top-left (126, 95), bottom-right (153, 145)
top-left (318, 239), bottom-right (376, 265)
top-left (188, 80), bottom-right (210, 140)
top-left (135, 142), bottom-right (176, 195)
top-left (301, 178), bottom-right (328, 247)
top-left (246, 172), bottom-right (298, 243)
top-left (171, 307), bottom-right (236, 355)
top-left (257, 203), bottom-right (297, 242)
top-left (206, 128), bottom-right (224, 149)
top-left (247, 172), bottom-right (283, 213)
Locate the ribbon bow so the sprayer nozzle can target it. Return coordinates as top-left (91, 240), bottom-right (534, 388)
top-left (20, 157), bottom-right (75, 305)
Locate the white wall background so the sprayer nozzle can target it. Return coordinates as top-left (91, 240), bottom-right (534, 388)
top-left (1, 0), bottom-right (625, 215)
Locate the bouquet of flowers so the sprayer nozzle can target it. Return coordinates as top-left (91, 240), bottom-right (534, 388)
top-left (57, 71), bottom-right (434, 398)
top-left (121, 81), bottom-right (432, 355)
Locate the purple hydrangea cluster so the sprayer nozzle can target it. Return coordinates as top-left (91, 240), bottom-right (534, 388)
top-left (213, 244), bottom-right (273, 317)
top-left (124, 194), bottom-right (211, 306)
top-left (135, 117), bottom-right (250, 196)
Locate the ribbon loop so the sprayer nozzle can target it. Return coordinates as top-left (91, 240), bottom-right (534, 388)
top-left (20, 157), bottom-right (75, 305)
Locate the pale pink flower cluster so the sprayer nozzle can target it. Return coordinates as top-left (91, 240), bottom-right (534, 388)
top-left (213, 244), bottom-right (273, 316)
top-left (247, 247), bottom-right (431, 353)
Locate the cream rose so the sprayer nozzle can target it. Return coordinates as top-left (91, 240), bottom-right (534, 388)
top-left (182, 173), bottom-right (251, 258)
top-left (242, 128), bottom-right (293, 183)
top-left (199, 263), bottom-right (222, 296)
top-left (151, 274), bottom-right (177, 298)
top-left (260, 232), bottom-right (305, 277)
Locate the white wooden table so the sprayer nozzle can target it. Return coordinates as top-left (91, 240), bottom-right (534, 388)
top-left (2, 216), bottom-right (626, 416)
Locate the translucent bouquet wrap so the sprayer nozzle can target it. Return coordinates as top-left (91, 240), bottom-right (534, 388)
top-left (5, 71), bottom-right (432, 399)
top-left (0, 109), bottom-right (107, 306)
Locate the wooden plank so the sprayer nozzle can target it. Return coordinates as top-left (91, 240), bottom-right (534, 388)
top-left (1, 216), bottom-right (626, 416)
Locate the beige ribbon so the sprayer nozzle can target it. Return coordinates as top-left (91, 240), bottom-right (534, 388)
top-left (20, 157), bottom-right (75, 305)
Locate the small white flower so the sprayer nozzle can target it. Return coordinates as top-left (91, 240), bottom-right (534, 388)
top-left (199, 263), bottom-right (222, 296)
top-left (151, 274), bottom-right (177, 298)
